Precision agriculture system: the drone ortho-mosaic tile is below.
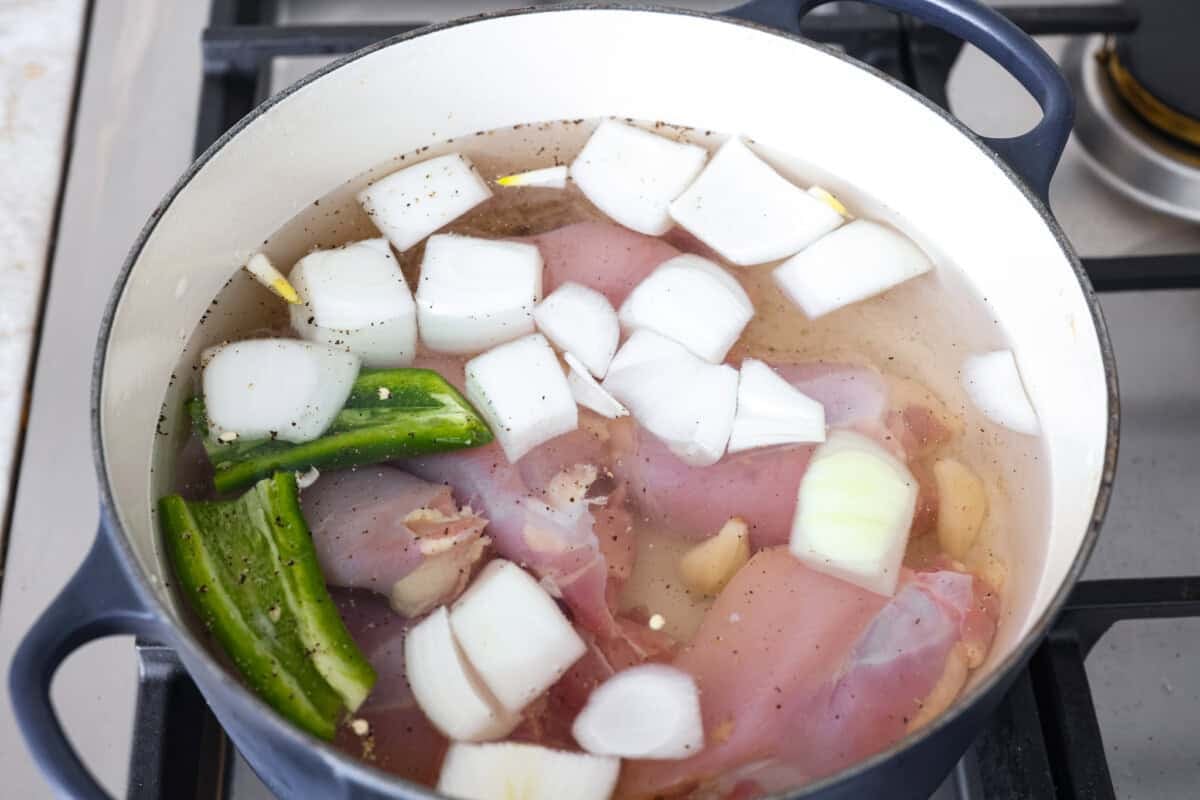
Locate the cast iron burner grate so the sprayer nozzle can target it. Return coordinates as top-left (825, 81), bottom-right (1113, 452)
top-left (126, 3), bottom-right (1200, 798)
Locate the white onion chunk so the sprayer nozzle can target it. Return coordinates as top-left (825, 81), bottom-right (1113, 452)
top-left (789, 430), bottom-right (918, 596)
top-left (534, 282), bottom-right (620, 377)
top-left (618, 255), bottom-right (753, 364)
top-left (449, 560), bottom-right (587, 712)
top-left (202, 339), bottom-right (359, 444)
top-left (572, 664), bottom-right (704, 759)
top-left (603, 331), bottom-right (738, 466)
top-left (404, 607), bottom-right (519, 742)
top-left (417, 234), bottom-right (543, 354)
top-left (669, 138), bottom-right (843, 266)
top-left (773, 219), bottom-right (933, 318)
top-left (961, 350), bottom-right (1039, 435)
top-left (728, 358), bottom-right (826, 453)
top-left (358, 153), bottom-right (492, 252)
top-left (464, 334), bottom-right (577, 462)
top-left (438, 742), bottom-right (619, 800)
top-left (565, 353), bottom-right (628, 419)
top-left (570, 119), bottom-right (707, 235)
top-left (288, 238), bottom-right (417, 367)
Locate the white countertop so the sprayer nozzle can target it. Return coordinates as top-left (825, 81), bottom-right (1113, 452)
top-left (0, 1), bottom-right (207, 796)
top-left (0, 0), bottom-right (85, 542)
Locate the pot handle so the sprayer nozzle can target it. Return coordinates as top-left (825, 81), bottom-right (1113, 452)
top-left (727, 0), bottom-right (1074, 200)
top-left (9, 530), bottom-right (162, 800)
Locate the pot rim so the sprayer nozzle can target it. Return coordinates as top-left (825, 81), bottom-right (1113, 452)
top-left (90, 5), bottom-right (1120, 798)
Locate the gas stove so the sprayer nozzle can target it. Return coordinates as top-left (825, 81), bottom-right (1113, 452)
top-left (2, 2), bottom-right (1199, 799)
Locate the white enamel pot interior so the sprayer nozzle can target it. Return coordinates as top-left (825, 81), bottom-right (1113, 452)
top-left (94, 6), bottom-right (1117, 798)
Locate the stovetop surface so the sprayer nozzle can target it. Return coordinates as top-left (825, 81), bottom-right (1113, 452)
top-left (1, 2), bottom-right (1198, 798)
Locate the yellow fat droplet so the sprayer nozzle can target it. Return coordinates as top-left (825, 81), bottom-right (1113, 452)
top-left (496, 174), bottom-right (521, 187)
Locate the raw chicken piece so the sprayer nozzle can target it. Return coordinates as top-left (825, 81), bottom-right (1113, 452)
top-left (520, 419), bottom-right (635, 582)
top-left (913, 564), bottom-right (999, 668)
top-left (616, 362), bottom-right (950, 545)
top-left (404, 434), bottom-right (632, 639)
top-left (778, 365), bottom-right (962, 461)
top-left (528, 221), bottom-right (681, 306)
top-left (619, 548), bottom-right (884, 795)
top-left (771, 362), bottom-right (890, 438)
top-left (302, 467), bottom-right (488, 614)
top-left (909, 459), bottom-right (940, 536)
top-left (604, 613), bottom-right (679, 669)
top-left (619, 548), bottom-right (998, 798)
top-left (332, 591), bottom-right (448, 786)
top-left (516, 422), bottom-right (614, 499)
top-left (883, 376), bottom-right (965, 460)
top-left (594, 484), bottom-right (635, 582)
top-left (880, 378), bottom-right (963, 536)
top-left (614, 362), bottom-right (883, 547)
top-left (617, 428), bottom-right (814, 549)
top-left (695, 761), bottom-right (812, 800)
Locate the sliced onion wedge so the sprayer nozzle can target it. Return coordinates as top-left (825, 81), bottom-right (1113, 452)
top-left (438, 742), bottom-right (619, 800)
top-left (606, 326), bottom-right (687, 371)
top-left (668, 137), bottom-right (843, 266)
top-left (572, 664), bottom-right (704, 760)
top-left (449, 560), bottom-right (587, 712)
top-left (773, 219), bottom-right (933, 318)
top-left (288, 238), bottom-right (417, 368)
top-left (497, 165), bottom-right (569, 189)
top-left (565, 353), bottom-right (628, 419)
top-left (534, 282), bottom-right (620, 377)
top-left (244, 253), bottom-right (299, 303)
top-left (417, 233), bottom-right (543, 354)
top-left (202, 339), bottom-right (359, 444)
top-left (808, 185), bottom-right (849, 217)
top-left (727, 358), bottom-right (826, 453)
top-left (358, 153), bottom-right (492, 252)
top-left (465, 334), bottom-right (577, 462)
top-left (618, 254), bottom-right (753, 364)
top-left (404, 606), bottom-right (519, 742)
top-left (961, 350), bottom-right (1039, 435)
top-left (570, 119), bottom-right (707, 235)
top-left (603, 331), bottom-right (738, 466)
top-left (789, 430), bottom-right (918, 596)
